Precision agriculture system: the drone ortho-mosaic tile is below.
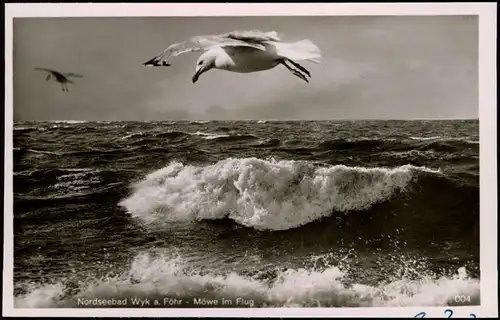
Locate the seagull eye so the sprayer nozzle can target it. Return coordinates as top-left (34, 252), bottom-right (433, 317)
top-left (198, 61), bottom-right (203, 65)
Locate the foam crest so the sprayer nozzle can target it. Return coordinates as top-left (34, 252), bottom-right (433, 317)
top-left (15, 283), bottom-right (67, 308)
top-left (52, 120), bottom-right (88, 124)
top-left (410, 136), bottom-right (441, 140)
top-left (193, 131), bottom-right (230, 140)
top-left (120, 158), bottom-right (440, 230)
top-left (14, 251), bottom-right (479, 308)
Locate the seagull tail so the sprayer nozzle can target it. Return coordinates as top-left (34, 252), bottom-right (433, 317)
top-left (275, 39), bottom-right (322, 64)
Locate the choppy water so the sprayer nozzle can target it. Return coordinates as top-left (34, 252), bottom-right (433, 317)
top-left (13, 120), bottom-right (480, 308)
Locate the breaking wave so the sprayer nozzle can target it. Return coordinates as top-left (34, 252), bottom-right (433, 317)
top-left (119, 158), bottom-right (441, 230)
top-left (14, 250), bottom-right (480, 308)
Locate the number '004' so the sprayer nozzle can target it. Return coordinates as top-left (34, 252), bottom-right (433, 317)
top-left (454, 295), bottom-right (471, 303)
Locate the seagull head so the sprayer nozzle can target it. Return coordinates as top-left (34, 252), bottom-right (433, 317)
top-left (192, 52), bottom-right (216, 83)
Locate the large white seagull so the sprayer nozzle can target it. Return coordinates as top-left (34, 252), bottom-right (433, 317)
top-left (143, 30), bottom-right (322, 83)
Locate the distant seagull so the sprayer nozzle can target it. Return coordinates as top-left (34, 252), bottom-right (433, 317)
top-left (34, 68), bottom-right (83, 92)
top-left (143, 30), bottom-right (322, 83)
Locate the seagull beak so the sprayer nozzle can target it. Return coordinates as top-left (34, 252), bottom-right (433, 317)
top-left (192, 67), bottom-right (203, 83)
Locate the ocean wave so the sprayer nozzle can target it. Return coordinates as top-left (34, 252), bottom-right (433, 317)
top-left (189, 120), bottom-right (210, 124)
top-left (24, 149), bottom-right (64, 156)
top-left (153, 131), bottom-right (189, 140)
top-left (208, 134), bottom-right (259, 143)
top-left (409, 136), bottom-right (441, 141)
top-left (410, 136), bottom-right (478, 144)
top-left (119, 158), bottom-right (441, 231)
top-left (318, 139), bottom-right (386, 151)
top-left (253, 139), bottom-right (281, 148)
top-left (315, 137), bottom-right (479, 154)
top-left (16, 183), bottom-right (123, 202)
top-left (215, 126), bottom-right (232, 132)
top-left (14, 251), bottom-right (480, 308)
top-left (380, 150), bottom-right (450, 161)
top-left (53, 170), bottom-right (102, 190)
top-left (14, 168), bottom-right (125, 202)
top-left (192, 131), bottom-right (259, 142)
top-left (121, 131), bottom-right (189, 145)
top-left (52, 120), bottom-right (88, 124)
top-left (445, 137), bottom-right (479, 144)
top-left (14, 168), bottom-right (95, 177)
top-left (121, 132), bottom-right (146, 140)
top-left (14, 126), bottom-right (36, 132)
top-left (415, 140), bottom-right (479, 153)
top-left (193, 131), bottom-right (231, 140)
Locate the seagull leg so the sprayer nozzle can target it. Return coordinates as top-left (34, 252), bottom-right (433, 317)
top-left (286, 59), bottom-right (311, 78)
top-left (279, 60), bottom-right (309, 83)
top-left (291, 69), bottom-right (309, 83)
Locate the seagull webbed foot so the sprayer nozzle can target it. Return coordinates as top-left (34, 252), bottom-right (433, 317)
top-left (287, 60), bottom-right (311, 78)
top-left (279, 59), bottom-right (310, 83)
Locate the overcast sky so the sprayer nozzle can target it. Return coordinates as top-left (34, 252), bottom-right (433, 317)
top-left (13, 15), bottom-right (478, 121)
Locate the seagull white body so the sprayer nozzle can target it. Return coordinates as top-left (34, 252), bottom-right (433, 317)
top-left (143, 30), bottom-right (322, 83)
top-left (212, 46), bottom-right (280, 73)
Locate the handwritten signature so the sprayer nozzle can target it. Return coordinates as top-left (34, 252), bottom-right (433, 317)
top-left (415, 309), bottom-right (476, 318)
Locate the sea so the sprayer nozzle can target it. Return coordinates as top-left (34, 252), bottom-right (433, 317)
top-left (12, 119), bottom-right (480, 308)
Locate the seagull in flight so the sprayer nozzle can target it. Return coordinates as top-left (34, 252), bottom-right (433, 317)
top-left (143, 30), bottom-right (322, 83)
top-left (34, 68), bottom-right (83, 92)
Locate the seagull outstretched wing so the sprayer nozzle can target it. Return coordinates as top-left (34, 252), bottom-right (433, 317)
top-left (223, 30), bottom-right (281, 42)
top-left (35, 68), bottom-right (83, 78)
top-left (143, 30), bottom-right (281, 67)
top-left (34, 67), bottom-right (65, 77)
top-left (64, 73), bottom-right (84, 78)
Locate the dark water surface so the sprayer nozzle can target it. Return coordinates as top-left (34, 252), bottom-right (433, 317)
top-left (13, 120), bottom-right (480, 308)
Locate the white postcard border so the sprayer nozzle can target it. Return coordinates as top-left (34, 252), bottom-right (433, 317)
top-left (3, 2), bottom-right (497, 318)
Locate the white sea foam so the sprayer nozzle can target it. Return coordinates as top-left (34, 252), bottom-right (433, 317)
top-left (192, 131), bottom-right (231, 140)
top-left (446, 137), bottom-right (479, 144)
top-left (14, 126), bottom-right (32, 131)
top-left (119, 158), bottom-right (441, 230)
top-left (52, 170), bottom-right (101, 194)
top-left (51, 120), bottom-right (88, 124)
top-left (409, 136), bottom-right (441, 140)
top-left (189, 120), bottom-right (211, 124)
top-left (409, 136), bottom-right (479, 144)
top-left (26, 149), bottom-right (64, 156)
top-left (120, 132), bottom-right (146, 140)
top-left (14, 251), bottom-right (480, 308)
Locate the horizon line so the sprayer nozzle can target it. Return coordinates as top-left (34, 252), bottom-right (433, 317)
top-left (12, 118), bottom-right (480, 122)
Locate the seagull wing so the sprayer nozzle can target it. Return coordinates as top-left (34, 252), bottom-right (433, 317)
top-left (64, 73), bottom-right (83, 78)
top-left (34, 67), bottom-right (56, 74)
top-left (143, 33), bottom-right (268, 67)
top-left (34, 68), bottom-right (65, 77)
top-left (222, 30), bottom-right (281, 43)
